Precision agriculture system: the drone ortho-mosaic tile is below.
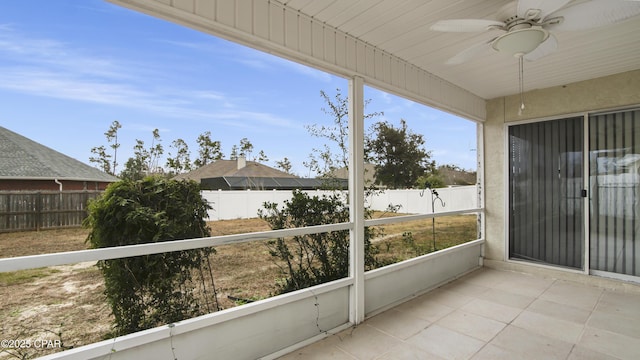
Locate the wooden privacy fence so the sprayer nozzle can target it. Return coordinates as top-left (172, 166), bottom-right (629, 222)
top-left (0, 191), bottom-right (102, 232)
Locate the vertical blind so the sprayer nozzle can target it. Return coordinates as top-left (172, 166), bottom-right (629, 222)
top-left (509, 117), bottom-right (584, 269)
top-left (589, 109), bottom-right (640, 277)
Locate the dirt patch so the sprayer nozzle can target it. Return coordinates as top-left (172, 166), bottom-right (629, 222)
top-left (0, 228), bottom-right (91, 258)
top-left (0, 218), bottom-right (276, 359)
top-left (0, 261), bottom-right (108, 359)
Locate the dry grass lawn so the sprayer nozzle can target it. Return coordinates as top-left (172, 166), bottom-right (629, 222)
top-left (0, 214), bottom-right (476, 359)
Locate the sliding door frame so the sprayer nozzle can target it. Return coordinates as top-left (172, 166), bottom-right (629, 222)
top-left (588, 106), bottom-right (640, 282)
top-left (504, 112), bottom-right (589, 275)
top-left (583, 113), bottom-right (590, 276)
top-left (505, 106), bottom-right (640, 280)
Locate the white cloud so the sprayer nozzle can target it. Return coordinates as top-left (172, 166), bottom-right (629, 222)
top-left (157, 36), bottom-right (334, 83)
top-left (0, 68), bottom-right (178, 111)
top-left (189, 90), bottom-right (237, 108)
top-left (0, 29), bottom-right (130, 79)
top-left (0, 27), bottom-right (300, 130)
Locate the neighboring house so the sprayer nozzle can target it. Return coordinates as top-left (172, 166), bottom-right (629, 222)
top-left (329, 164), bottom-right (478, 188)
top-left (437, 166), bottom-right (476, 186)
top-left (175, 157), bottom-right (346, 190)
top-left (327, 163), bottom-right (377, 187)
top-left (0, 126), bottom-right (119, 191)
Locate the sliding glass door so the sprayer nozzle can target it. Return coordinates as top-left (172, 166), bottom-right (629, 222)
top-left (508, 108), bottom-right (640, 278)
top-left (589, 109), bottom-right (640, 277)
top-left (508, 117), bottom-right (584, 269)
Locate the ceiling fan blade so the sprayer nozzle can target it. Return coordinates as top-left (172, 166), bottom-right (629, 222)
top-left (446, 38), bottom-right (497, 65)
top-left (431, 19), bottom-right (504, 32)
top-left (548, 0), bottom-right (640, 31)
top-left (517, 0), bottom-right (572, 20)
top-left (523, 33), bottom-right (557, 61)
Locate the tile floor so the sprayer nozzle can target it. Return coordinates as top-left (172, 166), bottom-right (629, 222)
top-left (279, 268), bottom-right (640, 360)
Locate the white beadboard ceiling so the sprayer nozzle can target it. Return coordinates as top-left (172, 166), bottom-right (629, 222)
top-left (281, 0), bottom-right (640, 100)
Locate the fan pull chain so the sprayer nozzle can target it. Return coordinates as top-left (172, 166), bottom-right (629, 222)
top-left (518, 55), bottom-right (525, 116)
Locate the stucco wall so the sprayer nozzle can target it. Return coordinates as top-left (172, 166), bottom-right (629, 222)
top-left (483, 69), bottom-right (640, 261)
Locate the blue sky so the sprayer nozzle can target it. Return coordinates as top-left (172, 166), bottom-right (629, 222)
top-left (0, 1), bottom-right (477, 176)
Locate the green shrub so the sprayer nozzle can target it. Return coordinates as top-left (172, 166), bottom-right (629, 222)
top-left (84, 176), bottom-right (214, 336)
top-left (259, 190), bottom-right (380, 294)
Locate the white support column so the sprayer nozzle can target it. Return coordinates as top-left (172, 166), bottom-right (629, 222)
top-left (348, 76), bottom-right (365, 324)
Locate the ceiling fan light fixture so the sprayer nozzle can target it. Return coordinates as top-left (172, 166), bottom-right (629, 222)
top-left (492, 28), bottom-right (549, 57)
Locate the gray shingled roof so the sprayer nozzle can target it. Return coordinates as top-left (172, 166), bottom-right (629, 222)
top-left (328, 163), bottom-right (377, 186)
top-left (174, 159), bottom-right (297, 183)
top-left (200, 176), bottom-right (348, 190)
top-left (0, 126), bottom-right (119, 182)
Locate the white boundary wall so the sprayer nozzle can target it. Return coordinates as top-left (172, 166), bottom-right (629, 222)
top-left (202, 186), bottom-right (478, 221)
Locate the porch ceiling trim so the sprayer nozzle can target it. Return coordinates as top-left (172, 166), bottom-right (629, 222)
top-left (108, 0), bottom-right (486, 122)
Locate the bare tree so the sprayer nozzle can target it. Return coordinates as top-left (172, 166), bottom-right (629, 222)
top-left (304, 89), bottom-right (383, 177)
top-left (105, 120), bottom-right (121, 174)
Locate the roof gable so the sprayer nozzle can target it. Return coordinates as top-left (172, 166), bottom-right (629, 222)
top-left (201, 176), bottom-right (347, 190)
top-left (0, 126), bottom-right (119, 182)
top-left (174, 159), bottom-right (296, 182)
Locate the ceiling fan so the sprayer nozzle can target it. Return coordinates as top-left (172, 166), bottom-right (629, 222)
top-left (431, 0), bottom-right (640, 65)
top-left (430, 0), bottom-right (640, 114)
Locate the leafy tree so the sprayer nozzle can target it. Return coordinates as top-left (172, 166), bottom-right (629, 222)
top-left (229, 138), bottom-right (268, 162)
top-left (415, 164), bottom-right (477, 189)
top-left (229, 145), bottom-right (239, 160)
top-left (259, 190), bottom-right (381, 294)
top-left (84, 177), bottom-right (215, 336)
top-left (256, 150), bottom-right (269, 163)
top-left (89, 145), bottom-right (111, 174)
top-left (284, 90), bottom-right (393, 290)
top-left (166, 138), bottom-right (192, 174)
top-left (367, 119), bottom-right (434, 189)
top-left (194, 131), bottom-right (223, 167)
top-left (416, 173), bottom-right (445, 189)
top-left (147, 128), bottom-right (164, 173)
top-left (239, 137), bottom-right (253, 159)
top-left (275, 157), bottom-right (293, 174)
top-left (120, 129), bottom-right (165, 180)
top-left (105, 120), bottom-right (122, 174)
top-left (120, 155), bottom-right (146, 181)
top-left (120, 139), bottom-right (149, 181)
top-left (89, 120), bottom-right (121, 175)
